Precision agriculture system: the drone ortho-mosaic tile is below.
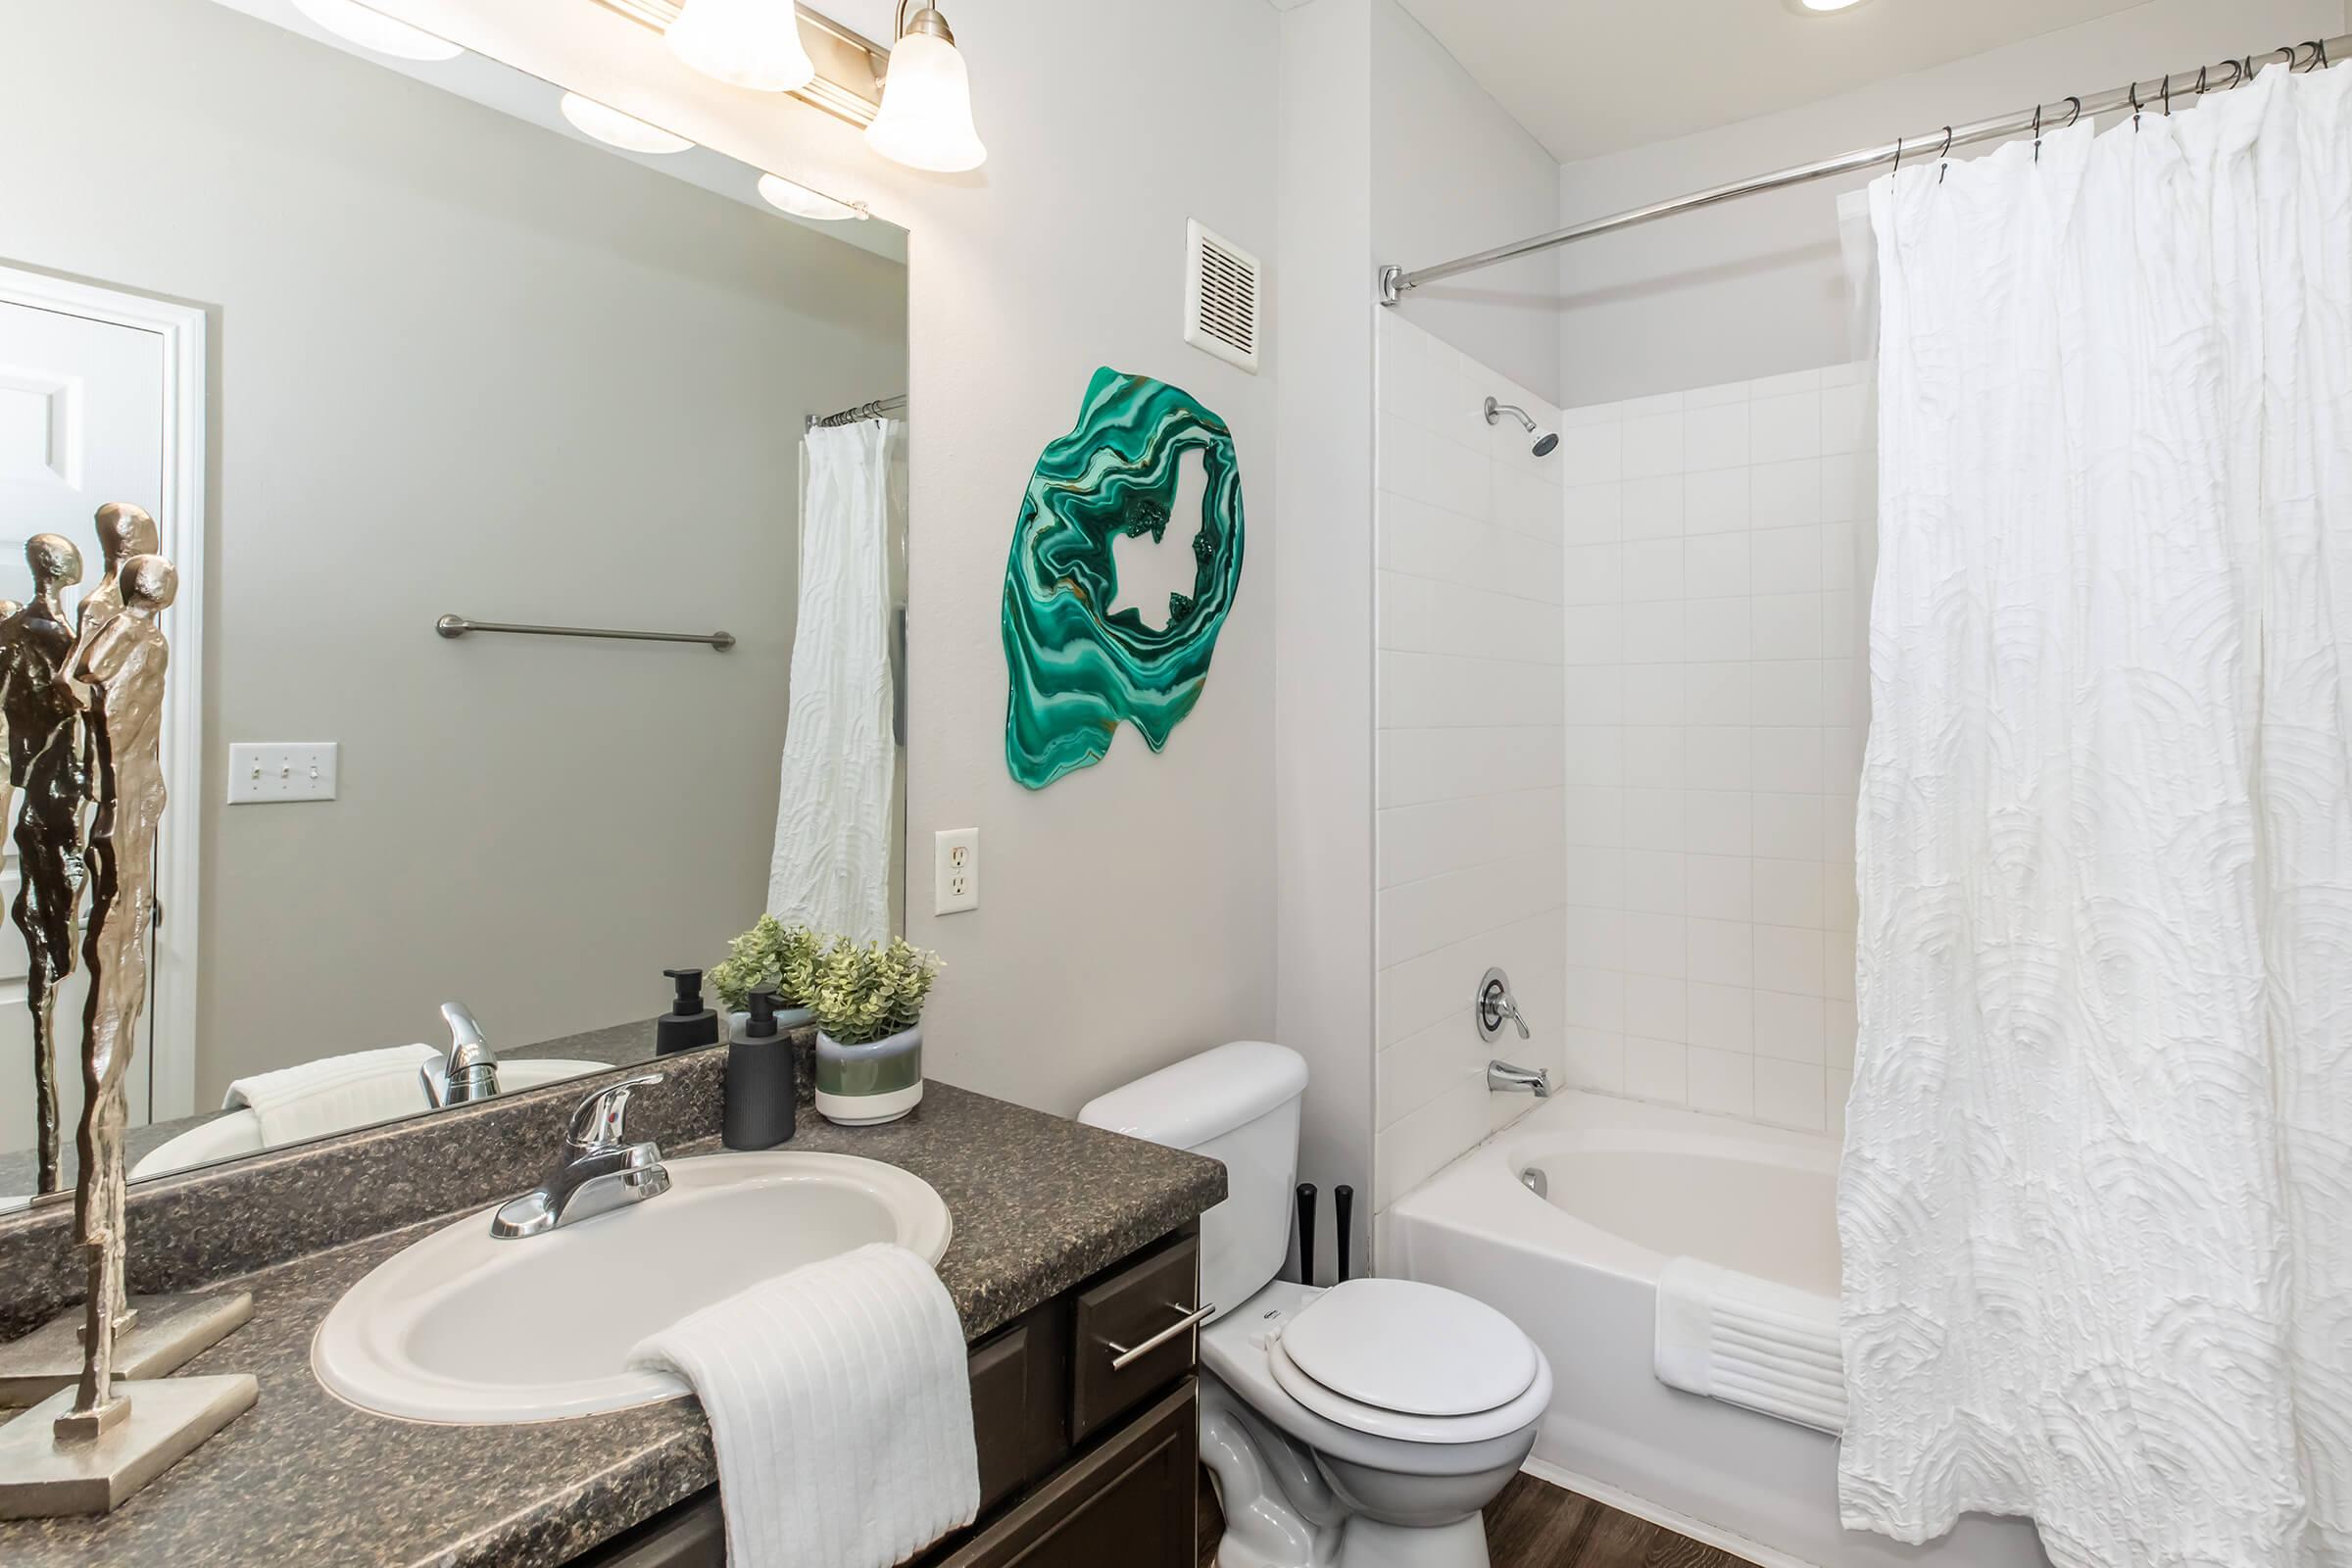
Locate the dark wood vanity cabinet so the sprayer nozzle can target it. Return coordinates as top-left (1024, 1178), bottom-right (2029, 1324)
top-left (577, 1226), bottom-right (1202, 1568)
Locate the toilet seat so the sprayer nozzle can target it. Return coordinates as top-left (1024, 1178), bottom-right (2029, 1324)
top-left (1266, 1331), bottom-right (1554, 1445)
top-left (1280, 1277), bottom-right (1541, 1417)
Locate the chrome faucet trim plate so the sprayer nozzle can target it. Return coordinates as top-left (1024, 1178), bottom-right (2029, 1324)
top-left (491, 1073), bottom-right (671, 1239)
top-left (1476, 966), bottom-right (1531, 1043)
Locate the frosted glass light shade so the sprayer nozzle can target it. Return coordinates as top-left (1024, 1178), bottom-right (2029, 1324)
top-left (757, 173), bottom-right (863, 221)
top-left (665, 0), bottom-right (816, 93)
top-left (865, 31), bottom-right (986, 172)
top-left (291, 0), bottom-right (462, 61)
top-left (560, 93), bottom-right (694, 154)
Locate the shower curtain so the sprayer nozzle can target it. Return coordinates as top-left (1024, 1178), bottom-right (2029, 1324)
top-left (765, 417), bottom-right (898, 944)
top-left (1842, 62), bottom-right (2350, 1568)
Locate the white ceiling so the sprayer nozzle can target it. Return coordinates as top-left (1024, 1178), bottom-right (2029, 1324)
top-left (1393, 0), bottom-right (2150, 162)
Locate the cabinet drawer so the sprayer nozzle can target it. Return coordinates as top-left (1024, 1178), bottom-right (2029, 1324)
top-left (933, 1381), bottom-right (1198, 1568)
top-left (1069, 1233), bottom-right (1201, 1444)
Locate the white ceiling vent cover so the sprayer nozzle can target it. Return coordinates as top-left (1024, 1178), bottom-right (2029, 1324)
top-left (1184, 220), bottom-right (1262, 374)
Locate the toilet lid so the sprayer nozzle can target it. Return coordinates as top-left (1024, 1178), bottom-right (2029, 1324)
top-left (1266, 1333), bottom-right (1553, 1446)
top-left (1278, 1278), bottom-right (1539, 1418)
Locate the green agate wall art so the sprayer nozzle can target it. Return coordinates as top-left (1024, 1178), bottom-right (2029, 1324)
top-left (1001, 368), bottom-right (1246, 789)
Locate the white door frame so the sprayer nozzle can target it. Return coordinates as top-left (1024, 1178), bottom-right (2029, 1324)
top-left (0, 264), bottom-right (206, 1122)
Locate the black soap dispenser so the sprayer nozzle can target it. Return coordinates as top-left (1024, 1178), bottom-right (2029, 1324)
top-left (724, 988), bottom-right (797, 1150)
top-left (656, 967), bottom-right (720, 1056)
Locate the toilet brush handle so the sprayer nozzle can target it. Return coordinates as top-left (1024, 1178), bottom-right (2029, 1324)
top-left (1297, 1183), bottom-right (1318, 1286)
top-left (1334, 1184), bottom-right (1354, 1283)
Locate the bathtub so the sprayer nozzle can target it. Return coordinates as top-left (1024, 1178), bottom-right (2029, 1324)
top-left (1385, 1092), bottom-right (2050, 1568)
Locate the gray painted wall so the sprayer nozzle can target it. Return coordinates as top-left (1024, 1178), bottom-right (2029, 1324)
top-left (1552, 0), bottom-right (2345, 406)
top-left (1371, 0), bottom-right (1563, 409)
top-left (379, 0), bottom-right (1286, 1123)
top-left (9, 0), bottom-right (906, 1099)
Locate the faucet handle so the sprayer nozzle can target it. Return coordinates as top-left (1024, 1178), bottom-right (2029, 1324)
top-left (565, 1072), bottom-right (665, 1152)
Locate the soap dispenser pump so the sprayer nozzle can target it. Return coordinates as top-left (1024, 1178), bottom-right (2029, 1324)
top-left (656, 967), bottom-right (720, 1056)
top-left (724, 988), bottom-right (797, 1150)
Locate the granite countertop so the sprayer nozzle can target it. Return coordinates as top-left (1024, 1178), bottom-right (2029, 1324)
top-left (0, 1017), bottom-right (667, 1201)
top-left (0, 1079), bottom-right (1226, 1568)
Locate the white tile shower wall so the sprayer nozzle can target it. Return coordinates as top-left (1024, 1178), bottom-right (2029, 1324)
top-left (1556, 364), bottom-right (1875, 1137)
top-left (1373, 312), bottom-right (1567, 1223)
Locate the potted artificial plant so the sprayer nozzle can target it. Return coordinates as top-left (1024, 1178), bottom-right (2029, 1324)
top-left (809, 936), bottom-right (944, 1125)
top-left (711, 915), bottom-right (824, 1033)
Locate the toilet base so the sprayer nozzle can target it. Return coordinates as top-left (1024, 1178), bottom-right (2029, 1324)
top-left (1338, 1515), bottom-right (1489, 1568)
top-left (1200, 1376), bottom-right (1504, 1568)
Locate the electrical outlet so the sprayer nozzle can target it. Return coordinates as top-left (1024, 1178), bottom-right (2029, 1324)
top-left (227, 743), bottom-right (339, 805)
top-left (933, 828), bottom-right (979, 915)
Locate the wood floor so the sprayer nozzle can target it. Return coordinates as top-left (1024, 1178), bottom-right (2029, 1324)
top-left (1197, 1468), bottom-right (1751, 1567)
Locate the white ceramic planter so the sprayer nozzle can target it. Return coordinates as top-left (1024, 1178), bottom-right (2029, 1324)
top-left (814, 1024), bottom-right (923, 1125)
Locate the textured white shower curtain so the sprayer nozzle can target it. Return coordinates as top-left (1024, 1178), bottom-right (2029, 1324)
top-left (1842, 63), bottom-right (2351, 1568)
top-left (765, 418), bottom-right (897, 943)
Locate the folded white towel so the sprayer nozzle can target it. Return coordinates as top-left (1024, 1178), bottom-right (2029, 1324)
top-left (220, 1043), bottom-right (440, 1147)
top-left (1654, 1255), bottom-right (1845, 1436)
top-left (630, 1241), bottom-right (979, 1568)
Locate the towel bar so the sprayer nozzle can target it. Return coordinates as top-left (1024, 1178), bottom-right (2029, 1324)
top-left (434, 614), bottom-right (735, 651)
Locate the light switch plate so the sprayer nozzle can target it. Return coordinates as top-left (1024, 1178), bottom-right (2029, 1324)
top-left (227, 743), bottom-right (338, 805)
top-left (933, 828), bottom-right (979, 915)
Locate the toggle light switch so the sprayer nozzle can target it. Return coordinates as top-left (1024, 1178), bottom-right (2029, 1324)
top-left (227, 743), bottom-right (338, 804)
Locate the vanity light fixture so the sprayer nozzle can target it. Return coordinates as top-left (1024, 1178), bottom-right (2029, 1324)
top-left (665, 0), bottom-right (818, 93)
top-left (290, 0), bottom-right (463, 61)
top-left (757, 172), bottom-right (867, 220)
top-left (1784, 0), bottom-right (1874, 12)
top-left (560, 92), bottom-right (695, 154)
top-left (864, 3), bottom-right (986, 173)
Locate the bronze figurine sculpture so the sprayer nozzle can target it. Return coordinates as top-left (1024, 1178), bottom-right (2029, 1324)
top-left (0, 538), bottom-right (89, 1200)
top-left (0, 529), bottom-right (253, 1519)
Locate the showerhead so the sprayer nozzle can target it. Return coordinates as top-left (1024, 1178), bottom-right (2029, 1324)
top-left (1485, 395), bottom-right (1558, 458)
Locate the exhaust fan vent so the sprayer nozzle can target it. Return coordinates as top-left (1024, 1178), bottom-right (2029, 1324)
top-left (1184, 219), bottom-right (1261, 374)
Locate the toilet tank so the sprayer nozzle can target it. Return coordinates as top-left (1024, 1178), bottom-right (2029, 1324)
top-left (1078, 1041), bottom-right (1308, 1324)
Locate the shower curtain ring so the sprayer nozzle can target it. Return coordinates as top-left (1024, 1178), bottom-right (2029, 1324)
top-left (2162, 73), bottom-right (2172, 115)
top-left (1891, 135), bottom-right (1902, 173)
top-left (1936, 125), bottom-right (1953, 183)
top-left (2064, 95), bottom-right (2082, 128)
top-left (2318, 38), bottom-right (2332, 71)
top-left (2195, 65), bottom-right (2209, 95)
top-left (2033, 103), bottom-right (2043, 163)
top-left (2130, 80), bottom-right (2142, 129)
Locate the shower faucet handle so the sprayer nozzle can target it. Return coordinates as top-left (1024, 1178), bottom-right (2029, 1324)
top-left (1476, 967), bottom-right (1532, 1042)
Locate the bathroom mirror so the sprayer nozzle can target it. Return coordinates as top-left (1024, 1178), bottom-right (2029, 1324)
top-left (0, 0), bottom-right (909, 1205)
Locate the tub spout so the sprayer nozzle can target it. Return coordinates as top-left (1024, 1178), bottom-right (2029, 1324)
top-left (1488, 1059), bottom-right (1552, 1098)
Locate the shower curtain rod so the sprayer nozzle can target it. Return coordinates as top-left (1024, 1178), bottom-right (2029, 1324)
top-left (805, 394), bottom-right (908, 431)
top-left (1378, 32), bottom-right (2351, 304)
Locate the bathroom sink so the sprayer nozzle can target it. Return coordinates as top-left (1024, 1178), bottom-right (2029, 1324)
top-left (127, 1057), bottom-right (612, 1180)
top-left (312, 1152), bottom-right (953, 1423)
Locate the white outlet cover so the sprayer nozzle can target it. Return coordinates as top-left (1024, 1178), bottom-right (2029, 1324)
top-left (228, 742), bottom-right (339, 805)
top-left (933, 827), bottom-right (979, 915)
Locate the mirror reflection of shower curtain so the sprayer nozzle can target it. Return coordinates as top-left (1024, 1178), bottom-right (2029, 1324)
top-left (766, 418), bottom-right (898, 944)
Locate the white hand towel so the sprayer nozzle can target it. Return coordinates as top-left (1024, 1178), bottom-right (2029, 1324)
top-left (1654, 1255), bottom-right (1845, 1435)
top-left (220, 1043), bottom-right (440, 1147)
top-left (630, 1241), bottom-right (979, 1568)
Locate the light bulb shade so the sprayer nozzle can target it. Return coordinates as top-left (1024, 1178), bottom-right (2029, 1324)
top-left (665, 0), bottom-right (816, 93)
top-left (291, 0), bottom-right (463, 61)
top-left (865, 31), bottom-right (986, 172)
top-left (560, 93), bottom-right (694, 154)
top-left (757, 172), bottom-right (862, 221)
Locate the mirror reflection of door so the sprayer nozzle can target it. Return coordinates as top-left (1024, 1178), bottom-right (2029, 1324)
top-left (0, 285), bottom-right (178, 1160)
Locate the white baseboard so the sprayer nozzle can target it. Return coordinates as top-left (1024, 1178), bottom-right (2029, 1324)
top-left (1518, 1456), bottom-right (1819, 1568)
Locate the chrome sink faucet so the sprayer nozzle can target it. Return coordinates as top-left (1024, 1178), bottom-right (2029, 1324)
top-left (420, 1001), bottom-right (500, 1108)
top-left (491, 1073), bottom-right (671, 1240)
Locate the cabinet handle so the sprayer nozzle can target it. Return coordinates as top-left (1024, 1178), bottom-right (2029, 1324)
top-left (1103, 1301), bottom-right (1214, 1371)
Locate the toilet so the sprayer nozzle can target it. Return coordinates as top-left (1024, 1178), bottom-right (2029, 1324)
top-left (1080, 1042), bottom-right (1549, 1568)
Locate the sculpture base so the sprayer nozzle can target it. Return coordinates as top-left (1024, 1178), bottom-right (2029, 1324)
top-left (0, 1375), bottom-right (257, 1518)
top-left (0, 1292), bottom-right (254, 1408)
